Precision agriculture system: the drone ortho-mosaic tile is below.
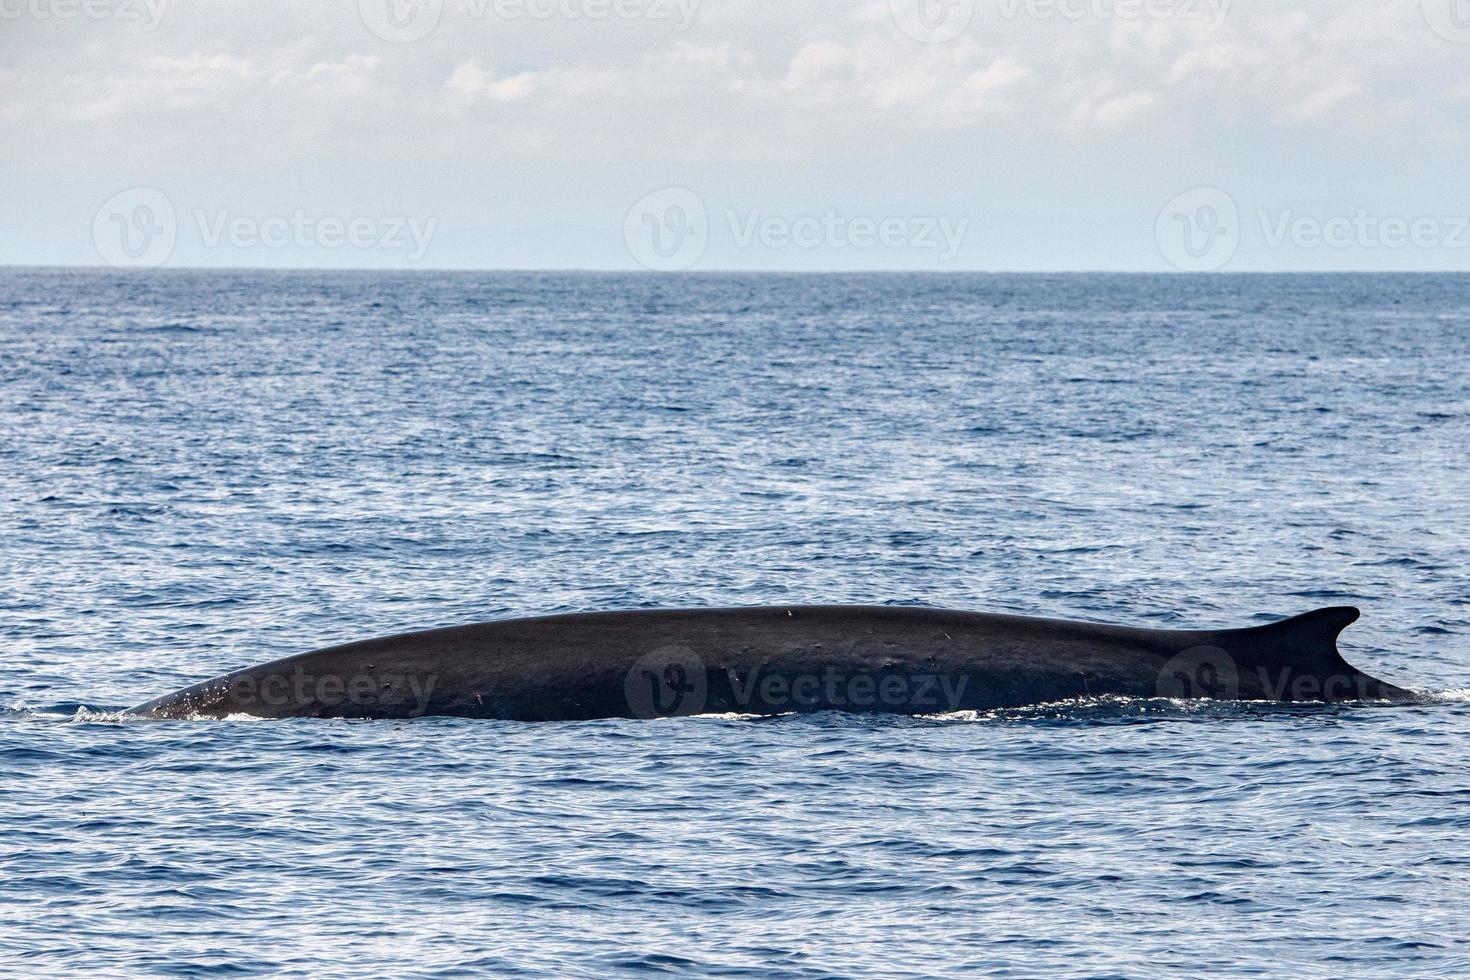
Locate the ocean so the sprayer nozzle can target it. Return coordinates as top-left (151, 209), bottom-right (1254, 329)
top-left (2, 269), bottom-right (1467, 976)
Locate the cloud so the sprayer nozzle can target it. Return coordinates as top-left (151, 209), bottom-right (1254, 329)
top-left (0, 0), bottom-right (1464, 164)
top-left (1089, 91), bottom-right (1161, 131)
top-left (300, 55), bottom-right (383, 98)
top-left (1282, 80), bottom-right (1364, 122)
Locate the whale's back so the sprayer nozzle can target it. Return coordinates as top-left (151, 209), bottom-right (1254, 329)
top-left (127, 605), bottom-right (1409, 721)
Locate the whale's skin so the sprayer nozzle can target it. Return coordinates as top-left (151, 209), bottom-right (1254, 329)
top-left (127, 605), bottom-right (1410, 721)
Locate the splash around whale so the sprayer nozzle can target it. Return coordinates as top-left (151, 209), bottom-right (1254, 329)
top-left (126, 604), bottom-right (1413, 722)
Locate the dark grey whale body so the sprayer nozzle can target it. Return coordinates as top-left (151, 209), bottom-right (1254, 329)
top-left (129, 605), bottom-right (1410, 721)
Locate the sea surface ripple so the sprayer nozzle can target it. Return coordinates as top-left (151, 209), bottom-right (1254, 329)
top-left (2, 270), bottom-right (1468, 977)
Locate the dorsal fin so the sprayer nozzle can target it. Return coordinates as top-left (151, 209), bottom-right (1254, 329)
top-left (1262, 606), bottom-right (1360, 648)
top-left (1232, 605), bottom-right (1412, 701)
top-left (1236, 606), bottom-right (1361, 678)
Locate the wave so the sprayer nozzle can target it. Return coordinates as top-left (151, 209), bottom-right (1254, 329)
top-left (5, 688), bottom-right (1466, 726)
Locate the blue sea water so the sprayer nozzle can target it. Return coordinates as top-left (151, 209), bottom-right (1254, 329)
top-left (1, 269), bottom-right (1468, 977)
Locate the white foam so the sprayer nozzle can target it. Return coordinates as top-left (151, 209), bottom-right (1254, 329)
top-left (68, 706), bottom-right (132, 724)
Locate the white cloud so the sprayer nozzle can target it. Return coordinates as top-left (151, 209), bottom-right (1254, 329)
top-left (1091, 91), bottom-right (1161, 130)
top-left (2, 0), bottom-right (1462, 164)
top-left (2, 0), bottom-right (1467, 270)
top-left (300, 55), bottom-right (383, 98)
top-left (1282, 80), bottom-right (1364, 123)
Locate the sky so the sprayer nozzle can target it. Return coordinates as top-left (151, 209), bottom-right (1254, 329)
top-left (2, 0), bottom-right (1469, 271)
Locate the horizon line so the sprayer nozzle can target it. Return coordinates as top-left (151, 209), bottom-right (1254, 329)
top-left (5, 264), bottom-right (1470, 276)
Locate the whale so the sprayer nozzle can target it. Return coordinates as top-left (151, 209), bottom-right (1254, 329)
top-left (127, 604), bottom-right (1412, 721)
